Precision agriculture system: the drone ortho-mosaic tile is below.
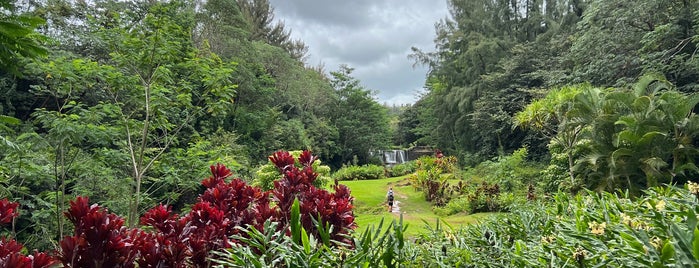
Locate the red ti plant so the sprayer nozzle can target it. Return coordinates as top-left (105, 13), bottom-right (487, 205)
top-left (58, 196), bottom-right (140, 268)
top-left (435, 149), bottom-right (444, 159)
top-left (185, 163), bottom-right (277, 266)
top-left (0, 199), bottom-right (18, 225)
top-left (54, 150), bottom-right (356, 267)
top-left (270, 150), bottom-right (357, 245)
top-left (137, 163), bottom-right (278, 267)
top-left (137, 204), bottom-right (192, 268)
top-left (0, 199), bottom-right (58, 268)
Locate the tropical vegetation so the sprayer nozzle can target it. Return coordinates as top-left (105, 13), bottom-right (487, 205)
top-left (0, 0), bottom-right (698, 266)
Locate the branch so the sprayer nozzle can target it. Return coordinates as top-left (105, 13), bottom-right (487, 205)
top-left (140, 105), bottom-right (206, 177)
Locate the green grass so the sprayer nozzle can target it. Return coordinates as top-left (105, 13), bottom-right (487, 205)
top-left (340, 175), bottom-right (495, 237)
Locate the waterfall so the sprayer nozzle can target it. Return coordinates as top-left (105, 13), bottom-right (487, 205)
top-left (396, 150), bottom-right (405, 164)
top-left (382, 150), bottom-right (406, 166)
top-left (384, 151), bottom-right (396, 164)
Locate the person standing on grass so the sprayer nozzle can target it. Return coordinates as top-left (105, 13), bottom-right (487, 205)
top-left (387, 187), bottom-right (394, 212)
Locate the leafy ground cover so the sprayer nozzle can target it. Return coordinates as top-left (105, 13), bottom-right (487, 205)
top-left (340, 175), bottom-right (494, 237)
top-left (409, 185), bottom-right (699, 267)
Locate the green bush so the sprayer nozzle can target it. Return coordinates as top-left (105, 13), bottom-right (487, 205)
top-left (387, 161), bottom-right (417, 177)
top-left (253, 150), bottom-right (331, 190)
top-left (408, 185), bottom-right (699, 267)
top-left (433, 196), bottom-right (471, 216)
top-left (416, 155), bottom-right (458, 174)
top-left (332, 164), bottom-right (386, 181)
top-left (463, 147), bottom-right (543, 194)
top-left (213, 201), bottom-right (411, 267)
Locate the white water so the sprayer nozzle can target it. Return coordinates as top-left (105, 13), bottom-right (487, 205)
top-left (383, 150), bottom-right (406, 165)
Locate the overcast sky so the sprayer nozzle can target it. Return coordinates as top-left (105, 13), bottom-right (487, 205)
top-left (268, 0), bottom-right (449, 106)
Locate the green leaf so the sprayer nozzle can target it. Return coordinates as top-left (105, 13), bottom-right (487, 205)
top-left (661, 240), bottom-right (675, 263)
top-left (301, 226), bottom-right (311, 255)
top-left (291, 198), bottom-right (301, 245)
top-left (313, 216), bottom-right (331, 247)
top-left (693, 227), bottom-right (699, 262)
top-left (0, 115), bottom-right (21, 125)
top-left (619, 231), bottom-right (645, 253)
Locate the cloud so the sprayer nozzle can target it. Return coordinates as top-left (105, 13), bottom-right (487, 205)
top-left (272, 0), bottom-right (377, 28)
top-left (269, 0), bottom-right (448, 105)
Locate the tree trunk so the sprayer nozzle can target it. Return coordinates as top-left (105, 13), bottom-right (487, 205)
top-left (567, 150), bottom-right (575, 185)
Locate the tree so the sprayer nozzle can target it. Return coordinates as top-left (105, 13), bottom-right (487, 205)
top-left (569, 0), bottom-right (699, 91)
top-left (328, 65), bottom-right (390, 167)
top-left (0, 0), bottom-right (47, 74)
top-left (28, 0), bottom-right (238, 226)
top-left (410, 0), bottom-right (587, 164)
top-left (104, 1), bottom-right (236, 226)
top-left (519, 74), bottom-right (699, 193)
top-left (236, 0), bottom-right (307, 60)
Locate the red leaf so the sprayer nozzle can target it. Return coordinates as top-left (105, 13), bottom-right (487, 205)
top-left (0, 199), bottom-right (19, 225)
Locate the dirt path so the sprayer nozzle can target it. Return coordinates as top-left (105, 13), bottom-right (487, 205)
top-left (390, 200), bottom-right (401, 213)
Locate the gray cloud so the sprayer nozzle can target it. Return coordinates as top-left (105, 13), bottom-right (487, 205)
top-left (270, 0), bottom-right (448, 105)
top-left (272, 0), bottom-right (377, 27)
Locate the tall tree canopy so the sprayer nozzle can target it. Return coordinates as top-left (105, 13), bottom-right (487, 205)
top-left (0, 0), bottom-right (389, 249)
top-left (407, 0), bottom-right (699, 166)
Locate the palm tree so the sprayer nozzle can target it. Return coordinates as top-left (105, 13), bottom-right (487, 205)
top-left (583, 74), bottom-right (695, 193)
top-left (515, 84), bottom-right (600, 186)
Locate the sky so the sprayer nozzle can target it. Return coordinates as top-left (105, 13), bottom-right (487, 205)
top-left (268, 0), bottom-right (449, 106)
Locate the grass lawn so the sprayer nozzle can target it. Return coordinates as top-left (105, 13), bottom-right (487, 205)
top-left (339, 176), bottom-right (495, 237)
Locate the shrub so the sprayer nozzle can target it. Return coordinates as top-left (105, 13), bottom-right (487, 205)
top-left (59, 196), bottom-right (143, 267)
top-left (213, 214), bottom-right (410, 267)
top-left (0, 199), bottom-right (58, 268)
top-left (408, 153), bottom-right (465, 207)
top-left (332, 164), bottom-right (385, 181)
top-left (387, 161), bottom-right (417, 177)
top-left (463, 147), bottom-right (543, 193)
top-left (433, 196), bottom-right (471, 216)
top-left (54, 150), bottom-right (357, 267)
top-left (253, 150), bottom-right (331, 190)
top-left (409, 185), bottom-right (699, 267)
top-left (416, 154), bottom-right (458, 174)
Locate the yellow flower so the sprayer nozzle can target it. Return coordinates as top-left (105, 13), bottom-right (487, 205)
top-left (688, 181), bottom-right (699, 195)
top-left (650, 236), bottom-right (663, 250)
top-left (633, 220), bottom-right (651, 231)
top-left (655, 200), bottom-right (666, 211)
top-left (588, 221), bottom-right (606, 235)
top-left (620, 213), bottom-right (632, 226)
top-left (541, 235), bottom-right (555, 244)
top-left (573, 247), bottom-right (586, 263)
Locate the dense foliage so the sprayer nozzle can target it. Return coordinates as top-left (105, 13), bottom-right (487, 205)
top-left (2, 0), bottom-right (699, 266)
top-left (409, 185), bottom-right (699, 267)
top-left (0, 0), bottom-right (391, 250)
top-left (408, 153), bottom-right (461, 206)
top-left (385, 161), bottom-right (418, 177)
top-left (0, 150), bottom-right (358, 266)
top-left (517, 75), bottom-right (699, 194)
top-left (406, 0), bottom-right (699, 169)
top-left (332, 164), bottom-right (386, 181)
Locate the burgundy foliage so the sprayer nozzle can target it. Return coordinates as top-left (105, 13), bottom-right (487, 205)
top-left (270, 150), bottom-right (356, 245)
top-left (59, 196), bottom-right (140, 268)
top-left (0, 199), bottom-right (58, 268)
top-left (137, 204), bottom-right (191, 267)
top-left (4, 151), bottom-right (356, 266)
top-left (0, 200), bottom-right (18, 225)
